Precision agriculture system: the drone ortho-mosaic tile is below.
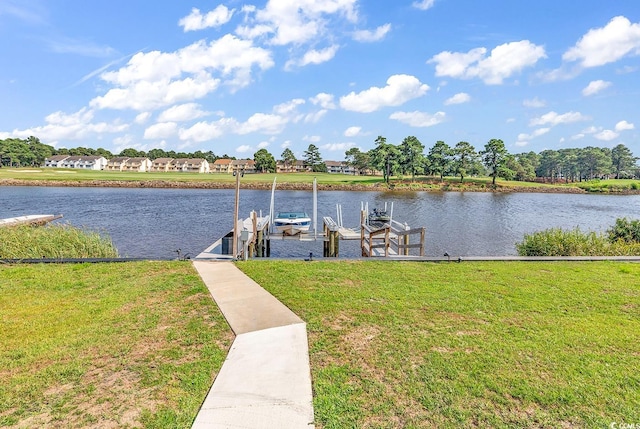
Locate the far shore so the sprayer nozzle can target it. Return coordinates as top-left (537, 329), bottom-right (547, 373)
top-left (0, 177), bottom-right (599, 194)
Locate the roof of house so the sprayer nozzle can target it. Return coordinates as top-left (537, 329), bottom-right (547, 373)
top-left (324, 161), bottom-right (342, 167)
top-left (152, 158), bottom-right (174, 163)
top-left (108, 157), bottom-right (130, 163)
top-left (124, 157), bottom-right (151, 164)
top-left (213, 158), bottom-right (233, 165)
top-left (46, 155), bottom-right (70, 161)
top-left (232, 159), bottom-right (255, 166)
top-left (64, 155), bottom-right (105, 161)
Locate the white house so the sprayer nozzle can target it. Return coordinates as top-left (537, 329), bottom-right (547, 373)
top-left (44, 155), bottom-right (70, 168)
top-left (122, 157), bottom-right (152, 172)
top-left (60, 155), bottom-right (107, 170)
top-left (172, 158), bottom-right (210, 173)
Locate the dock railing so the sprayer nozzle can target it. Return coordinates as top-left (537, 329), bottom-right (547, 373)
top-left (360, 222), bottom-right (391, 257)
top-left (390, 221), bottom-right (425, 257)
top-left (360, 211), bottom-right (425, 258)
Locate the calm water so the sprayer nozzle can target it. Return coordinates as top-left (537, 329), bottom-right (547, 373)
top-left (2, 186), bottom-right (640, 259)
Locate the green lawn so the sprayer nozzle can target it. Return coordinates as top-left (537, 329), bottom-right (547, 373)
top-left (0, 262), bottom-right (233, 428)
top-left (238, 260), bottom-right (640, 428)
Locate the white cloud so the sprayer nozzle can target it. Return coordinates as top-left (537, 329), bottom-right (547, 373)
top-left (157, 103), bottom-right (209, 122)
top-left (571, 133), bottom-right (585, 140)
top-left (429, 40), bottom-right (546, 85)
top-left (143, 122), bottom-right (177, 140)
top-left (594, 130), bottom-right (619, 141)
top-left (274, 99), bottom-right (305, 116)
top-left (304, 135), bottom-right (322, 142)
top-left (353, 24), bottom-right (391, 42)
top-left (244, 0), bottom-right (358, 46)
top-left (178, 118), bottom-right (237, 142)
top-left (523, 97), bottom-right (546, 108)
top-left (344, 126), bottom-right (362, 137)
top-left (135, 112), bottom-right (152, 124)
top-left (582, 80), bottom-right (612, 96)
top-left (340, 74), bottom-right (429, 113)
top-left (257, 141), bottom-right (270, 149)
top-left (91, 35), bottom-right (273, 111)
top-left (179, 6), bottom-right (234, 32)
top-left (444, 92), bottom-right (470, 105)
top-left (389, 111), bottom-right (446, 127)
top-left (514, 141), bottom-right (529, 147)
top-left (582, 126), bottom-right (599, 134)
top-left (563, 16), bottom-right (640, 68)
top-left (237, 113), bottom-right (289, 135)
top-left (321, 142), bottom-right (356, 151)
top-left (412, 0), bottom-right (436, 10)
top-left (310, 92), bottom-right (336, 109)
top-left (615, 120), bottom-right (635, 131)
top-left (281, 141), bottom-right (292, 149)
top-left (286, 45), bottom-right (339, 69)
top-left (529, 111), bottom-right (589, 127)
top-left (236, 145), bottom-right (253, 153)
top-left (5, 108), bottom-right (128, 143)
top-left (304, 110), bottom-right (328, 123)
top-left (517, 127), bottom-right (550, 142)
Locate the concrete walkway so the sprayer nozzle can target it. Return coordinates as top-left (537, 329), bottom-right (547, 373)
top-left (191, 261), bottom-right (315, 429)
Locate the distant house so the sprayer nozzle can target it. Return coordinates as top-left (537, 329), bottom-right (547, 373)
top-left (172, 158), bottom-right (210, 173)
top-left (60, 155), bottom-right (107, 170)
top-left (105, 157), bottom-right (130, 171)
top-left (276, 160), bottom-right (295, 173)
top-left (232, 159), bottom-right (256, 174)
top-left (324, 161), bottom-right (356, 175)
top-left (150, 158), bottom-right (174, 172)
top-left (211, 159), bottom-right (233, 173)
top-left (293, 160), bottom-right (311, 173)
top-left (122, 157), bottom-right (152, 172)
top-left (44, 155), bottom-right (70, 168)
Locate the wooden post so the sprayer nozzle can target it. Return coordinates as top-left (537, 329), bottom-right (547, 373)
top-left (420, 228), bottom-right (425, 257)
top-left (384, 227), bottom-right (390, 257)
top-left (403, 230), bottom-right (410, 256)
top-left (323, 223), bottom-right (329, 257)
top-left (333, 230), bottom-right (339, 257)
top-left (232, 167), bottom-right (241, 258)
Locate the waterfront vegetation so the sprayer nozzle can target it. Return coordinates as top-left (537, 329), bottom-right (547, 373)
top-left (0, 224), bottom-right (118, 259)
top-left (238, 260), bottom-right (640, 428)
top-left (0, 261), bottom-right (234, 428)
top-left (517, 217), bottom-right (640, 256)
top-left (3, 167), bottom-right (640, 193)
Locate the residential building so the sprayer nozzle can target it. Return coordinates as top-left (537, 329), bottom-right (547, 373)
top-left (150, 158), bottom-right (174, 172)
top-left (232, 159), bottom-right (256, 174)
top-left (44, 155), bottom-right (70, 168)
top-left (59, 155), bottom-right (107, 170)
top-left (276, 160), bottom-right (295, 173)
top-left (122, 157), bottom-right (152, 172)
top-left (324, 161), bottom-right (356, 175)
top-left (211, 158), bottom-right (233, 173)
top-left (172, 158), bottom-right (210, 173)
top-left (105, 157), bottom-right (130, 171)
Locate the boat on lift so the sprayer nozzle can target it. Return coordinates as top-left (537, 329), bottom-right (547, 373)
top-left (273, 211), bottom-right (312, 235)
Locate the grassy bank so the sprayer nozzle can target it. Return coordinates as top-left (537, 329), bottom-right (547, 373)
top-left (0, 224), bottom-right (118, 259)
top-left (0, 262), bottom-right (233, 428)
top-left (0, 168), bottom-right (614, 193)
top-left (238, 260), bottom-right (640, 428)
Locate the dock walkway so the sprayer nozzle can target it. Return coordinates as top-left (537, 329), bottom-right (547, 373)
top-left (191, 261), bottom-right (315, 428)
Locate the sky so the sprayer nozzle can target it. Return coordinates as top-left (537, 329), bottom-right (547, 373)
top-left (0, 0), bottom-right (639, 161)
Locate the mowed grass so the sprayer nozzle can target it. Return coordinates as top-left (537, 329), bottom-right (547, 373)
top-left (0, 261), bottom-right (233, 428)
top-left (0, 168), bottom-right (381, 186)
top-left (238, 260), bottom-right (640, 428)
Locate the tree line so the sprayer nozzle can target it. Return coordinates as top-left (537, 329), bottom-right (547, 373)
top-left (343, 136), bottom-right (639, 183)
top-left (2, 136), bottom-right (638, 183)
top-left (0, 137), bottom-right (235, 167)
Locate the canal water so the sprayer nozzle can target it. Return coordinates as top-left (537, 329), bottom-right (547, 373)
top-left (2, 186), bottom-right (640, 259)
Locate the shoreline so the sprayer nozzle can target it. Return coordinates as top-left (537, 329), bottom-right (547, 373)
top-left (0, 177), bottom-right (608, 194)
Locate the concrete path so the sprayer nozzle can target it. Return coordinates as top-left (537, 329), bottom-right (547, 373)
top-left (191, 261), bottom-right (315, 429)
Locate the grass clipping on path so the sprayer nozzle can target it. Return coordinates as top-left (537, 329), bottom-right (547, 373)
top-left (238, 260), bottom-right (640, 428)
top-left (0, 224), bottom-right (118, 259)
top-left (0, 261), bottom-right (233, 428)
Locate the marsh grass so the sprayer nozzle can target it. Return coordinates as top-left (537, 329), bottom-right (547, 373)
top-left (238, 260), bottom-right (640, 428)
top-left (517, 227), bottom-right (640, 256)
top-left (0, 224), bottom-right (118, 259)
top-left (0, 261), bottom-right (233, 428)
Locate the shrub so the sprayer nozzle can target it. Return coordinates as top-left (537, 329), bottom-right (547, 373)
top-left (0, 224), bottom-right (118, 259)
top-left (607, 218), bottom-right (640, 243)
top-left (517, 225), bottom-right (640, 256)
top-left (631, 182), bottom-right (639, 190)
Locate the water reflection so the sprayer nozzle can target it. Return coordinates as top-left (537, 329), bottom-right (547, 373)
top-left (1, 186), bottom-right (639, 259)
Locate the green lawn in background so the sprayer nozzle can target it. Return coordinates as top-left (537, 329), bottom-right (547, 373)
top-left (238, 260), bottom-right (640, 428)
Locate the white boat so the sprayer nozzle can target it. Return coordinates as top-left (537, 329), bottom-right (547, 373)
top-left (273, 212), bottom-right (311, 235)
top-left (0, 214), bottom-right (63, 227)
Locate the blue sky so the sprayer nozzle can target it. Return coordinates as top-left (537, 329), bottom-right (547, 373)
top-left (0, 0), bottom-right (639, 160)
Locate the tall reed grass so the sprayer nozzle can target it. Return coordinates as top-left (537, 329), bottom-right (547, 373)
top-left (516, 226), bottom-right (640, 256)
top-left (0, 224), bottom-right (118, 259)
